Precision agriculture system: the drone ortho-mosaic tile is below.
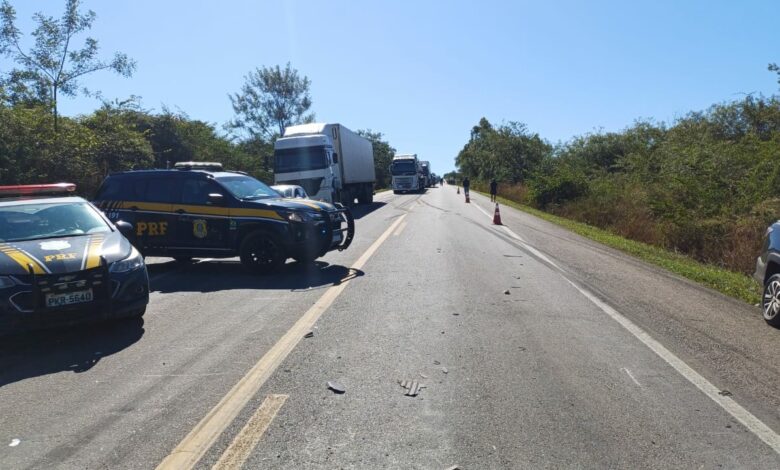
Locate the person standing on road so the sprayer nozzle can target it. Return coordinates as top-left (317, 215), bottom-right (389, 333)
top-left (490, 178), bottom-right (498, 202)
top-left (462, 176), bottom-right (470, 198)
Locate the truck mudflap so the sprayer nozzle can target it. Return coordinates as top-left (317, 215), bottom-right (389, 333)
top-left (331, 204), bottom-right (355, 252)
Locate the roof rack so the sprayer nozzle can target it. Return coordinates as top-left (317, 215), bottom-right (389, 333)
top-left (0, 183), bottom-right (76, 199)
top-left (174, 161), bottom-right (224, 171)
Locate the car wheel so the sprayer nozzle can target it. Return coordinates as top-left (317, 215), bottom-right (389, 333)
top-left (762, 274), bottom-right (780, 327)
top-left (240, 231), bottom-right (286, 273)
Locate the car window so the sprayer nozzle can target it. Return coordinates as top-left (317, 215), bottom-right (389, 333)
top-left (181, 179), bottom-right (221, 205)
top-left (144, 178), bottom-right (181, 203)
top-left (0, 202), bottom-right (112, 242)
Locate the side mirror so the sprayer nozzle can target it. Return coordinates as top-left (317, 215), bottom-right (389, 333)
top-left (207, 193), bottom-right (225, 205)
top-left (115, 220), bottom-right (134, 237)
top-left (332, 152), bottom-right (339, 163)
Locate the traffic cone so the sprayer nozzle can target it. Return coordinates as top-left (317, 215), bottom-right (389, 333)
top-left (457, 186), bottom-right (460, 194)
top-left (493, 203), bottom-right (502, 225)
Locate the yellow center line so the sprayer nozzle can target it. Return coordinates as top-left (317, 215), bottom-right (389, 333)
top-left (156, 213), bottom-right (408, 470)
top-left (393, 220), bottom-right (408, 237)
top-left (211, 394), bottom-right (288, 470)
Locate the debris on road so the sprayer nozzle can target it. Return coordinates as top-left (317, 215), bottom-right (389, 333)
top-left (304, 331), bottom-right (314, 338)
top-left (399, 380), bottom-right (425, 397)
top-left (420, 373), bottom-right (429, 379)
top-left (433, 360), bottom-right (441, 365)
top-left (442, 367), bottom-right (449, 374)
top-left (504, 289), bottom-right (510, 295)
top-left (327, 381), bottom-right (346, 394)
top-left (8, 439), bottom-right (20, 447)
top-left (453, 312), bottom-right (460, 316)
top-left (718, 390), bottom-right (733, 397)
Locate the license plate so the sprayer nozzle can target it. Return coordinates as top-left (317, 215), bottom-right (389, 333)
top-left (46, 289), bottom-right (93, 308)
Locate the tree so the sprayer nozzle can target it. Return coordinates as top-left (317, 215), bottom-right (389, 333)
top-left (770, 63), bottom-right (780, 87)
top-left (0, 0), bottom-right (136, 131)
top-left (357, 130), bottom-right (396, 189)
top-left (228, 63), bottom-right (314, 140)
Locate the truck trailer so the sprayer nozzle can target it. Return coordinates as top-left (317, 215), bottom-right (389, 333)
top-left (274, 123), bottom-right (375, 205)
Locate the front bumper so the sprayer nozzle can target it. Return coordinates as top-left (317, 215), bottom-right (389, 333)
top-left (284, 205), bottom-right (355, 259)
top-left (0, 264), bottom-right (149, 335)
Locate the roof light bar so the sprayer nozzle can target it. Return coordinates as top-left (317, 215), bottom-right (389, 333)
top-left (0, 183), bottom-right (76, 198)
top-left (174, 161), bottom-right (223, 171)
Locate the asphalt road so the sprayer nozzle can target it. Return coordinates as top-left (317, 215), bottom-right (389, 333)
top-left (1, 186), bottom-right (780, 469)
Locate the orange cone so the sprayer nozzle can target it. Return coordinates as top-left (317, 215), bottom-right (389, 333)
top-left (493, 203), bottom-right (502, 225)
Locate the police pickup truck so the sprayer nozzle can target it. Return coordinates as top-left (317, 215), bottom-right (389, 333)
top-left (93, 162), bottom-right (354, 271)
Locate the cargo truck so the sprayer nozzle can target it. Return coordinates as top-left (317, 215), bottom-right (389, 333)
top-left (274, 123), bottom-right (375, 205)
top-left (420, 161), bottom-right (433, 187)
top-left (391, 154), bottom-right (424, 193)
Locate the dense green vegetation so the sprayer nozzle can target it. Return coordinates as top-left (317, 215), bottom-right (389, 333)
top-left (455, 95), bottom-right (780, 276)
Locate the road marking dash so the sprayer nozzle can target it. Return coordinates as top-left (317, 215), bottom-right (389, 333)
top-left (211, 394), bottom-right (287, 470)
top-left (622, 367), bottom-right (642, 387)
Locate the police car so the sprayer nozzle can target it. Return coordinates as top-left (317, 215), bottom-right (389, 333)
top-left (93, 162), bottom-right (354, 271)
top-left (0, 183), bottom-right (149, 334)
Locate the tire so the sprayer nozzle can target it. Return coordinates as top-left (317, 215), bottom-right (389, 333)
top-left (240, 231), bottom-right (286, 273)
top-left (128, 306), bottom-right (146, 318)
top-left (114, 306), bottom-right (146, 323)
top-left (762, 274), bottom-right (780, 327)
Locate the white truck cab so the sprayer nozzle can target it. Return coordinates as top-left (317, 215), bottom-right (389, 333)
top-left (273, 123), bottom-right (375, 206)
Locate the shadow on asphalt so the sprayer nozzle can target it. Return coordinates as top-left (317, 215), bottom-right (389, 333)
top-left (148, 260), bottom-right (364, 294)
top-left (0, 317), bottom-right (144, 388)
top-left (349, 200), bottom-right (386, 220)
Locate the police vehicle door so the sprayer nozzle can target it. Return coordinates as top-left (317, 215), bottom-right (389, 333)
top-left (101, 177), bottom-right (177, 250)
top-left (172, 178), bottom-right (230, 251)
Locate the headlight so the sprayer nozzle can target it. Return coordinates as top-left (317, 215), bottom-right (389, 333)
top-left (286, 211), bottom-right (311, 223)
top-left (110, 247), bottom-right (144, 273)
top-left (0, 276), bottom-right (15, 289)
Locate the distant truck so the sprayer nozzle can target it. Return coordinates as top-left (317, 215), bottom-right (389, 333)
top-left (391, 154), bottom-right (424, 193)
top-left (274, 123), bottom-right (375, 205)
top-left (420, 161), bottom-right (433, 187)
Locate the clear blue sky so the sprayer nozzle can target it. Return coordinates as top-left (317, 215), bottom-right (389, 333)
top-left (4, 0), bottom-right (779, 174)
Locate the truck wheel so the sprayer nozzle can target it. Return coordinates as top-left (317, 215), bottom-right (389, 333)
top-left (240, 231), bottom-right (286, 273)
top-left (762, 274), bottom-right (780, 327)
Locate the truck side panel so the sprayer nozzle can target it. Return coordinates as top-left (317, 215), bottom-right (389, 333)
top-left (335, 125), bottom-right (375, 185)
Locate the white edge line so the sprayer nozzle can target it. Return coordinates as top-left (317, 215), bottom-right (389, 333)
top-left (395, 185), bottom-right (780, 454)
top-left (487, 199), bottom-right (780, 454)
top-left (568, 277), bottom-right (780, 454)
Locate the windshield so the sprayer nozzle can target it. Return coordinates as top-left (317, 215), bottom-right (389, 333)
top-left (274, 146), bottom-right (328, 173)
top-left (217, 175), bottom-right (278, 200)
top-left (0, 202), bottom-right (111, 242)
top-left (391, 161), bottom-right (417, 175)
